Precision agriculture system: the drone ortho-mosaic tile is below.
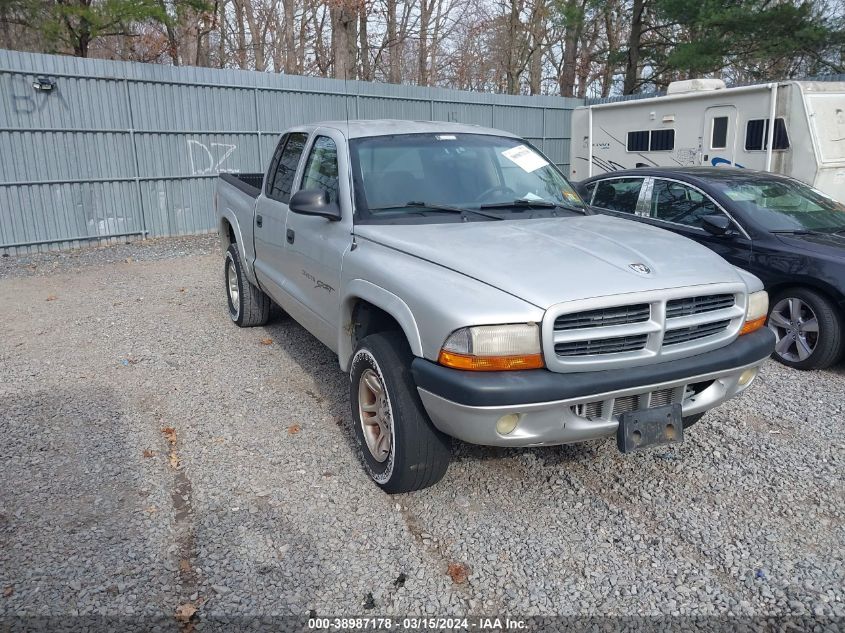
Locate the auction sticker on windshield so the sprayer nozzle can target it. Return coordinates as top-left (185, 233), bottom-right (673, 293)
top-left (501, 145), bottom-right (548, 172)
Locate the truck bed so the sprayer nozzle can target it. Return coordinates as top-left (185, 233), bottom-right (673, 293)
top-left (220, 173), bottom-right (264, 198)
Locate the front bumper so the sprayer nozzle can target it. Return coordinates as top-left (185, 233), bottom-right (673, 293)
top-left (412, 328), bottom-right (774, 447)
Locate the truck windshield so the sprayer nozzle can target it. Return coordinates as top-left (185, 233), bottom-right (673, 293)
top-left (349, 133), bottom-right (585, 221)
top-left (713, 179), bottom-right (845, 233)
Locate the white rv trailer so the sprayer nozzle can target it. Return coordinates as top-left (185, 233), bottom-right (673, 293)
top-left (569, 79), bottom-right (845, 202)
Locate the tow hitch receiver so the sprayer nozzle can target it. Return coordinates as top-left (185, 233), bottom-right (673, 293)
top-left (616, 403), bottom-right (684, 453)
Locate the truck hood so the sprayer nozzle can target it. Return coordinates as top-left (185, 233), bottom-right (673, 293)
top-left (354, 215), bottom-right (745, 309)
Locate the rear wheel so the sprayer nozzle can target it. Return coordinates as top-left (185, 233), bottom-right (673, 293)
top-left (350, 331), bottom-right (451, 493)
top-left (225, 244), bottom-right (270, 327)
top-left (768, 288), bottom-right (843, 370)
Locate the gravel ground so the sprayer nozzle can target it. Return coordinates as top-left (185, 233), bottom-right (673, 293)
top-left (1, 236), bottom-right (843, 630)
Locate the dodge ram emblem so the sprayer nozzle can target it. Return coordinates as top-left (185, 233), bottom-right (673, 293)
top-left (629, 263), bottom-right (651, 274)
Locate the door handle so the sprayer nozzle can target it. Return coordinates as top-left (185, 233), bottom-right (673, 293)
top-left (256, 214), bottom-right (263, 228)
top-left (286, 229), bottom-right (295, 244)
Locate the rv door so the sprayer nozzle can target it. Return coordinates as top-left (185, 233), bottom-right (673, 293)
top-left (702, 106), bottom-right (738, 167)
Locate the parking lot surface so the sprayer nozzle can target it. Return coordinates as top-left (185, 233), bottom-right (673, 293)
top-left (1, 236), bottom-right (843, 626)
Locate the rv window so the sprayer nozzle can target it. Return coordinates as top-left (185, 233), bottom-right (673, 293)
top-left (711, 117), bottom-right (728, 149)
top-left (627, 131), bottom-right (649, 152)
top-left (650, 129), bottom-right (675, 151)
top-left (745, 118), bottom-right (790, 151)
top-left (651, 179), bottom-right (721, 229)
top-left (592, 178), bottom-right (643, 214)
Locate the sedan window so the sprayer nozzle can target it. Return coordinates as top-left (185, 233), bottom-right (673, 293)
top-left (651, 179), bottom-right (722, 229)
top-left (591, 178), bottom-right (643, 214)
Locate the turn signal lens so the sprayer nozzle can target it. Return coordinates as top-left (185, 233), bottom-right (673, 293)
top-left (741, 290), bottom-right (769, 336)
top-left (438, 350), bottom-right (544, 371)
top-left (740, 316), bottom-right (766, 335)
top-left (439, 323), bottom-right (544, 371)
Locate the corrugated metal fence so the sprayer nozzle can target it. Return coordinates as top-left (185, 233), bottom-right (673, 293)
top-left (0, 49), bottom-right (582, 255)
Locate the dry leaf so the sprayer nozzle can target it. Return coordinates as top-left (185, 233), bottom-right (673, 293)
top-left (212, 437), bottom-right (225, 444)
top-left (259, 338), bottom-right (273, 346)
top-left (174, 602), bottom-right (197, 623)
top-left (179, 559), bottom-right (191, 573)
top-left (125, 258), bottom-right (132, 264)
top-left (162, 427), bottom-right (177, 444)
top-left (169, 453), bottom-right (180, 470)
top-left (447, 562), bottom-right (469, 584)
top-left (3, 586), bottom-right (13, 598)
top-left (287, 424), bottom-right (301, 435)
top-left (46, 295), bottom-right (58, 301)
top-left (143, 449), bottom-right (155, 458)
top-left (145, 506), bottom-right (158, 514)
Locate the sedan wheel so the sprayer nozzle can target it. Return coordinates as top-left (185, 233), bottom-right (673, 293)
top-left (768, 297), bottom-right (818, 363)
top-left (767, 287), bottom-right (844, 370)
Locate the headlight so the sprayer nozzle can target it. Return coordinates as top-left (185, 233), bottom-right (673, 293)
top-left (438, 323), bottom-right (544, 371)
top-left (740, 290), bottom-right (768, 335)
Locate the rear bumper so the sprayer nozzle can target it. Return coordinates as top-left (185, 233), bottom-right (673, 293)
top-left (411, 328), bottom-right (774, 447)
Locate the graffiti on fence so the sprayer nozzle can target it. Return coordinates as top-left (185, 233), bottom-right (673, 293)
top-left (186, 139), bottom-right (238, 175)
top-left (10, 74), bottom-right (69, 114)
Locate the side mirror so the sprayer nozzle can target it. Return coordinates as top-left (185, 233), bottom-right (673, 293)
top-left (289, 189), bottom-right (342, 221)
top-left (701, 214), bottom-right (732, 236)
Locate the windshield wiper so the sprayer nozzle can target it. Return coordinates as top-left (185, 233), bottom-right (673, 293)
top-left (479, 199), bottom-right (585, 214)
top-left (770, 229), bottom-right (821, 235)
top-left (369, 201), bottom-right (503, 221)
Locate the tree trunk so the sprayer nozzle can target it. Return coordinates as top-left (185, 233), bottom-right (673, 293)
top-left (623, 0), bottom-right (645, 94)
top-left (359, 5), bottom-right (371, 80)
top-left (283, 0), bottom-right (296, 73)
top-left (386, 0), bottom-right (400, 83)
top-left (418, 0), bottom-right (432, 85)
top-left (331, 2), bottom-right (357, 80)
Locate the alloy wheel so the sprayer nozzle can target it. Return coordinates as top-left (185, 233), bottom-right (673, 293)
top-left (357, 368), bottom-right (392, 462)
top-left (769, 297), bottom-right (819, 363)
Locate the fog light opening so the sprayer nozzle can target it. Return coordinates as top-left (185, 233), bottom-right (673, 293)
top-left (738, 367), bottom-right (758, 387)
top-left (496, 413), bottom-right (521, 436)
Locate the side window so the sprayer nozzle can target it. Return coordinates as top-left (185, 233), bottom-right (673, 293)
top-left (711, 117), bottom-right (728, 149)
top-left (650, 129), bottom-right (674, 151)
top-left (627, 131), bottom-right (649, 152)
top-left (264, 134), bottom-right (288, 197)
top-left (592, 178), bottom-right (644, 214)
top-left (626, 129), bottom-right (675, 152)
top-left (301, 136), bottom-right (340, 204)
top-left (651, 179), bottom-right (721, 229)
top-left (745, 118), bottom-right (790, 151)
top-left (581, 182), bottom-right (597, 204)
top-left (268, 132), bottom-right (308, 203)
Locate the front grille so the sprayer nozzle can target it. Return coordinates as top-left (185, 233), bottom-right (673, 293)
top-left (570, 386), bottom-right (680, 421)
top-left (666, 294), bottom-right (735, 318)
top-left (663, 320), bottom-right (731, 346)
top-left (649, 387), bottom-right (675, 407)
top-left (612, 394), bottom-right (641, 416)
top-left (554, 304), bottom-right (650, 331)
top-left (556, 334), bottom-right (648, 357)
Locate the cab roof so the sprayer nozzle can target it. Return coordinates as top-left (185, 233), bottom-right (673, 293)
top-left (287, 119), bottom-right (520, 139)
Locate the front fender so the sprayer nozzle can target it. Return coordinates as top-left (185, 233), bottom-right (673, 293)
top-left (339, 279), bottom-right (423, 372)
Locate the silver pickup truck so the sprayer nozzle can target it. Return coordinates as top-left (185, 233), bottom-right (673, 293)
top-left (215, 120), bottom-right (775, 493)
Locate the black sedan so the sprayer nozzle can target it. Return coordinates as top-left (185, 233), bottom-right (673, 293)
top-left (575, 167), bottom-right (845, 370)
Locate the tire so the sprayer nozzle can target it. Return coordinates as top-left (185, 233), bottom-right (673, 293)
top-left (768, 287), bottom-right (844, 370)
top-left (224, 244), bottom-right (271, 327)
top-left (349, 331), bottom-right (451, 493)
top-left (682, 413), bottom-right (704, 429)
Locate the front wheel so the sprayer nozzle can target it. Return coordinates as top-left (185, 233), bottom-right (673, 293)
top-left (350, 332), bottom-right (451, 493)
top-left (768, 288), bottom-right (843, 370)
